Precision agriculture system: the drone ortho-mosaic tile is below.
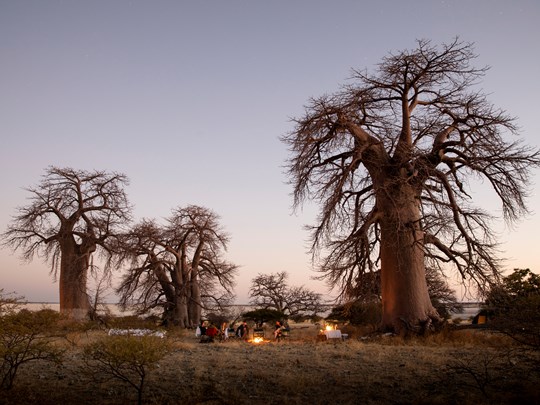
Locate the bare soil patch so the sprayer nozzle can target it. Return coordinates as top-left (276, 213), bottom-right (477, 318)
top-left (1, 324), bottom-right (539, 405)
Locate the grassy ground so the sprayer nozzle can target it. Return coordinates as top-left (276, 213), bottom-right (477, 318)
top-left (1, 322), bottom-right (539, 405)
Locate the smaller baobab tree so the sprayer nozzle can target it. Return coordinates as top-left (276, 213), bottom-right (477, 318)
top-left (2, 167), bottom-right (131, 320)
top-left (115, 219), bottom-right (180, 322)
top-left (117, 205), bottom-right (237, 328)
top-left (167, 205), bottom-right (237, 326)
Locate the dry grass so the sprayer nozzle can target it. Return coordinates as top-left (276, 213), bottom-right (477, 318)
top-left (1, 322), bottom-right (539, 405)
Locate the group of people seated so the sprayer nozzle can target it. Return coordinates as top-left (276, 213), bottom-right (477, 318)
top-left (195, 322), bottom-right (219, 343)
top-left (196, 321), bottom-right (250, 343)
top-left (195, 320), bottom-right (289, 343)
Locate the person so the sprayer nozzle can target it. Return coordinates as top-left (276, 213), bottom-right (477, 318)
top-left (274, 321), bottom-right (283, 341)
top-left (236, 322), bottom-right (244, 338)
top-left (205, 323), bottom-right (219, 343)
top-left (198, 321), bottom-right (208, 342)
top-left (236, 321), bottom-right (249, 340)
top-left (243, 321), bottom-right (249, 340)
top-left (221, 322), bottom-right (229, 340)
top-left (199, 321), bottom-right (207, 336)
top-left (282, 321), bottom-right (290, 336)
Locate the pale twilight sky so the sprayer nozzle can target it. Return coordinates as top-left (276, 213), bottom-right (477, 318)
top-left (1, 1), bottom-right (539, 304)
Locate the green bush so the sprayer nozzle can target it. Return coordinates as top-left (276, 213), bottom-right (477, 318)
top-left (0, 309), bottom-right (64, 390)
top-left (83, 335), bottom-right (172, 405)
top-left (484, 268), bottom-right (540, 348)
top-left (327, 301), bottom-right (382, 327)
top-left (242, 308), bottom-right (286, 324)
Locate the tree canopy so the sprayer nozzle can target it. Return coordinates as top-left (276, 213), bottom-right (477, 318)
top-left (2, 167), bottom-right (131, 319)
top-left (116, 205), bottom-right (237, 327)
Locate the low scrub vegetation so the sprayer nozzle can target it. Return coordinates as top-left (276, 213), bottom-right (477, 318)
top-left (83, 335), bottom-right (171, 405)
top-left (1, 288), bottom-right (539, 404)
top-left (484, 268), bottom-right (540, 348)
top-left (0, 308), bottom-right (64, 390)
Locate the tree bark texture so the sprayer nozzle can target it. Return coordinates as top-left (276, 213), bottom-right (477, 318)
top-left (377, 181), bottom-right (439, 333)
top-left (58, 238), bottom-right (92, 320)
top-left (188, 269), bottom-right (202, 328)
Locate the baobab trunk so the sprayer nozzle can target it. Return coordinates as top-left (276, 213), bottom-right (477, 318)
top-left (171, 293), bottom-right (189, 328)
top-left (161, 293), bottom-right (189, 328)
top-left (154, 263), bottom-right (188, 327)
top-left (188, 270), bottom-right (202, 328)
top-left (59, 248), bottom-right (91, 320)
top-left (378, 185), bottom-right (440, 334)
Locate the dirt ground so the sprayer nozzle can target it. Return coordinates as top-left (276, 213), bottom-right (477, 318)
top-left (1, 324), bottom-right (539, 405)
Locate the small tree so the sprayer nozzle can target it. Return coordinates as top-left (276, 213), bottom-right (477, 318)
top-left (249, 271), bottom-right (327, 319)
top-left (2, 167), bottom-right (132, 320)
top-left (326, 301), bottom-right (382, 328)
top-left (87, 270), bottom-right (113, 323)
top-left (0, 308), bottom-right (64, 390)
top-left (0, 289), bottom-right (24, 318)
top-left (484, 268), bottom-right (540, 348)
top-left (83, 335), bottom-right (171, 405)
top-left (242, 308), bottom-right (286, 325)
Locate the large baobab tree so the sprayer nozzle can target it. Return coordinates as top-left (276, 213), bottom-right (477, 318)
top-left (117, 205), bottom-right (237, 327)
top-left (2, 167), bottom-right (131, 320)
top-left (282, 39), bottom-right (540, 334)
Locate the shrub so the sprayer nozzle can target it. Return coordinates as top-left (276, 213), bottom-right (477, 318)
top-left (484, 268), bottom-right (540, 348)
top-left (205, 311), bottom-right (230, 328)
top-left (0, 289), bottom-right (25, 317)
top-left (82, 335), bottom-right (172, 405)
top-left (242, 308), bottom-right (286, 325)
top-left (290, 313), bottom-right (319, 323)
top-left (0, 309), bottom-right (64, 390)
top-left (327, 300), bottom-right (382, 327)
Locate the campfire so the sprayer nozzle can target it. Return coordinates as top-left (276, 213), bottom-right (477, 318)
top-left (251, 337), bottom-right (265, 344)
top-left (320, 323), bottom-right (336, 334)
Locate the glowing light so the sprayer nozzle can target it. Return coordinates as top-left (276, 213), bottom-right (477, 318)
top-left (325, 325), bottom-right (333, 331)
top-left (252, 337), bottom-right (264, 343)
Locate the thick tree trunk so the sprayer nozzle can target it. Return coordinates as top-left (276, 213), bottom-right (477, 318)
top-left (153, 263), bottom-right (189, 328)
top-left (378, 184), bottom-right (440, 334)
top-left (161, 292), bottom-right (189, 328)
top-left (59, 242), bottom-right (91, 320)
top-left (169, 294), bottom-right (189, 327)
top-left (173, 260), bottom-right (189, 328)
top-left (188, 269), bottom-right (202, 328)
